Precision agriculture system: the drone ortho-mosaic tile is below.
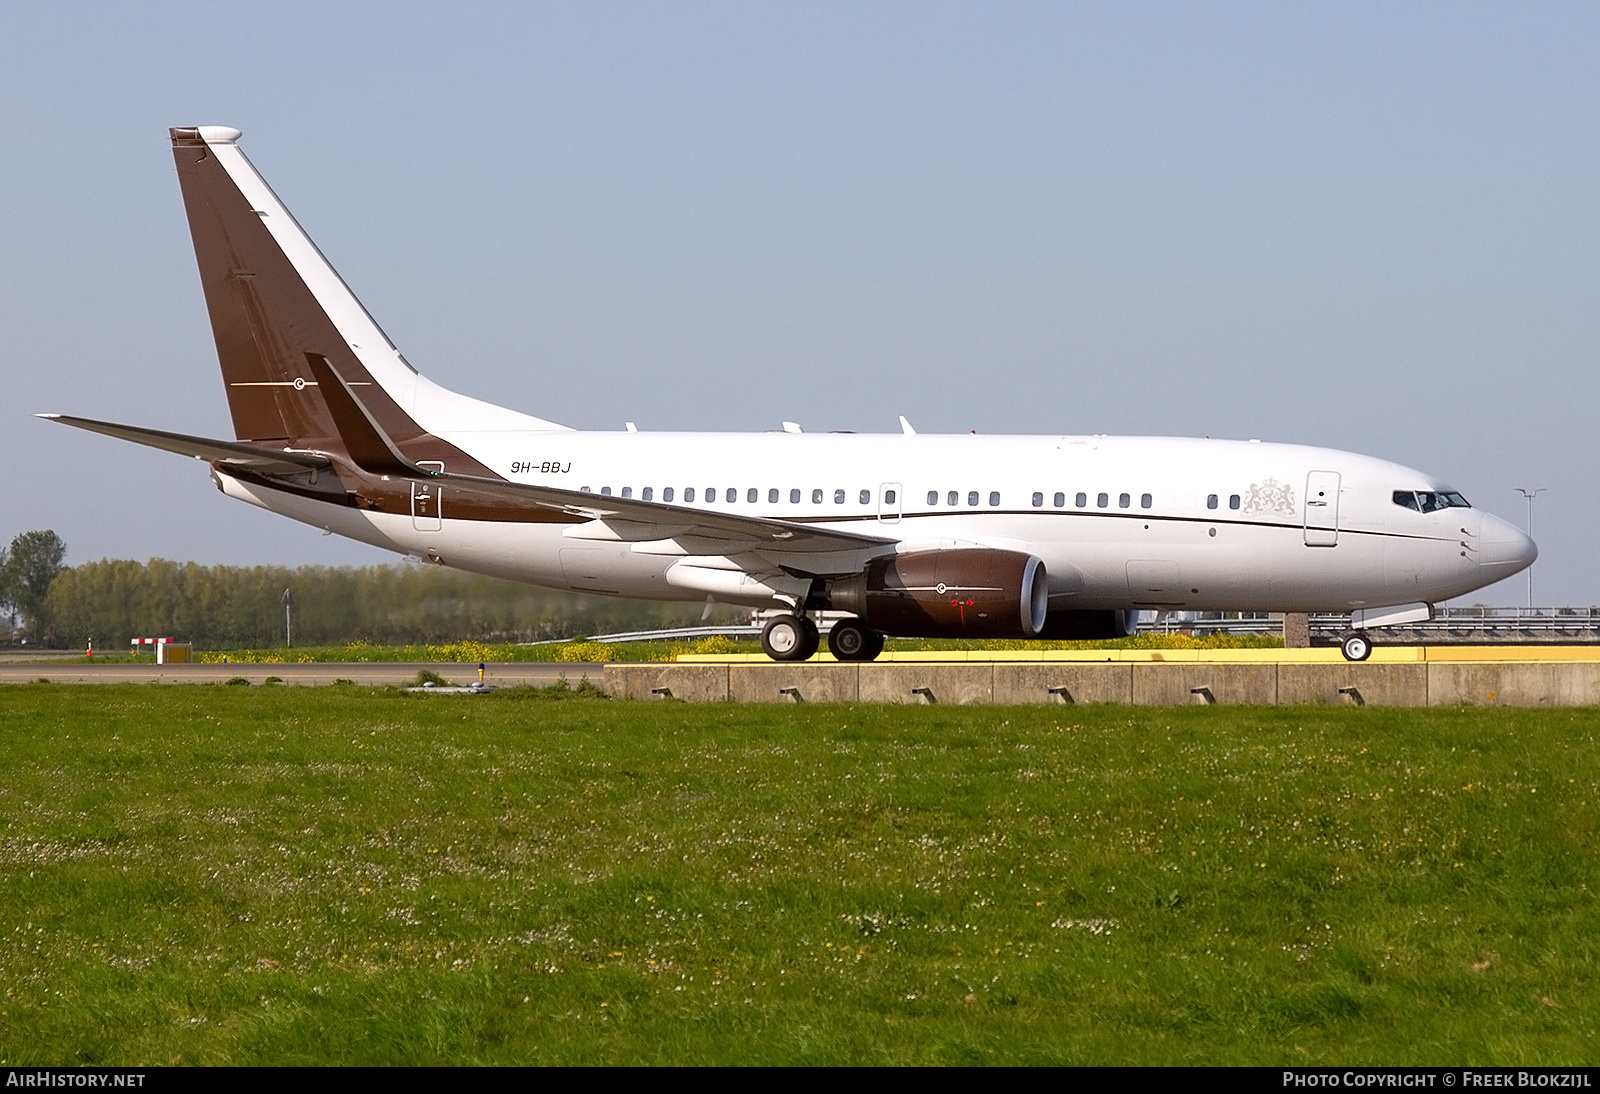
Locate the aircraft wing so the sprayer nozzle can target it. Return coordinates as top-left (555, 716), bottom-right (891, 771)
top-left (38, 413), bottom-right (331, 475)
top-left (303, 353), bottom-right (900, 556)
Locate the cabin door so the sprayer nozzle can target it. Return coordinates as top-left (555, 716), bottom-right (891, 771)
top-left (1304, 470), bottom-right (1340, 546)
top-left (412, 461), bottom-right (443, 531)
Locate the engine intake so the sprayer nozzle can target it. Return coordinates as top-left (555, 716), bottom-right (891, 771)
top-left (822, 549), bottom-right (1049, 638)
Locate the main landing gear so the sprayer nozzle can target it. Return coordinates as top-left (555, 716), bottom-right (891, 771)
top-left (1340, 633), bottom-right (1373, 662)
top-left (759, 615), bottom-right (887, 662)
top-left (826, 617), bottom-right (885, 662)
top-left (760, 615), bottom-right (820, 662)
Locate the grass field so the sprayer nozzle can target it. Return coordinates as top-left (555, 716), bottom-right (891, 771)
top-left (0, 683), bottom-right (1595, 1065)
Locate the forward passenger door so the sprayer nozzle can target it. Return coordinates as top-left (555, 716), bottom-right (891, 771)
top-left (1304, 470), bottom-right (1340, 547)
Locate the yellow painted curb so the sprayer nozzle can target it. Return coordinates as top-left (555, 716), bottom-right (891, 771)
top-left (675, 645), bottom-right (1600, 665)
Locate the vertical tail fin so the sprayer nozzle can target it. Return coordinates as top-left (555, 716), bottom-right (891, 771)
top-left (169, 125), bottom-right (567, 448)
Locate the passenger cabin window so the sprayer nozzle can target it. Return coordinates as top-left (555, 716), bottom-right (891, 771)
top-left (813, 488), bottom-right (823, 504)
top-left (1119, 493), bottom-right (1130, 508)
top-left (684, 487), bottom-right (695, 502)
top-left (885, 489), bottom-right (896, 504)
top-left (859, 489), bottom-right (871, 504)
top-left (706, 486), bottom-right (716, 501)
top-left (1140, 493), bottom-right (1152, 509)
top-left (748, 488), bottom-right (758, 503)
top-left (967, 491), bottom-right (979, 506)
top-left (642, 487), bottom-right (653, 501)
top-left (1054, 492), bottom-right (1065, 507)
top-left (1229, 494), bottom-right (1241, 510)
top-left (1207, 494), bottom-right (1218, 509)
top-left (927, 490), bottom-right (938, 505)
top-left (834, 489), bottom-right (846, 504)
top-left (1097, 493), bottom-right (1109, 508)
top-left (726, 488), bottom-right (737, 503)
top-left (790, 488), bottom-right (801, 504)
top-left (600, 486), bottom-right (612, 496)
top-left (1076, 492), bottom-right (1087, 507)
top-left (1032, 491), bottom-right (1044, 507)
top-left (768, 488), bottom-right (779, 503)
top-left (621, 487), bottom-right (632, 498)
top-left (663, 487), bottom-right (674, 502)
top-left (989, 491), bottom-right (1001, 506)
top-left (947, 491), bottom-right (959, 506)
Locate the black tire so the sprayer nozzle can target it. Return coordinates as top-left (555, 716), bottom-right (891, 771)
top-left (796, 616), bottom-right (821, 661)
top-left (860, 628), bottom-right (885, 662)
top-left (827, 617), bottom-right (884, 662)
top-left (1341, 633), bottom-right (1373, 662)
top-left (762, 615), bottom-right (819, 662)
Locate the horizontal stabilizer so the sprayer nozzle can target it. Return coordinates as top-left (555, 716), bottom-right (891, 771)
top-left (38, 414), bottom-right (330, 475)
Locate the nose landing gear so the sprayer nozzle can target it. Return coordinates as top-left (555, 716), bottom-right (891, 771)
top-left (1340, 633), bottom-right (1373, 662)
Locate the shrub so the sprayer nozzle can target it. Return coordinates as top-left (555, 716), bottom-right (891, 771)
top-left (554, 641), bottom-right (615, 663)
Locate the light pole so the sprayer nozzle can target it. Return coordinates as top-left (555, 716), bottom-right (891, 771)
top-left (1513, 488), bottom-right (1544, 609)
top-left (281, 588), bottom-right (293, 648)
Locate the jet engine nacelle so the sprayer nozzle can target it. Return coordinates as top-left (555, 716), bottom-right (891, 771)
top-left (822, 549), bottom-right (1049, 638)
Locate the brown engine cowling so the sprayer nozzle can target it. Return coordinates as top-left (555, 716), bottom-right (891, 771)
top-left (821, 549), bottom-right (1050, 639)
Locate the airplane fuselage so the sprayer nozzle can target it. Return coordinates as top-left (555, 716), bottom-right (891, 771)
top-left (214, 429), bottom-right (1533, 613)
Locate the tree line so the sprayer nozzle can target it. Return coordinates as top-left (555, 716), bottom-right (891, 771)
top-left (4, 532), bottom-right (736, 648)
top-left (0, 531), bottom-right (67, 644)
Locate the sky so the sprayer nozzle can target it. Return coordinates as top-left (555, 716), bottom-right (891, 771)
top-left (1, 2), bottom-right (1596, 605)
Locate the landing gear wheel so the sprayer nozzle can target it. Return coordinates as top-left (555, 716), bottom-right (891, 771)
top-left (1341, 633), bottom-right (1373, 662)
top-left (827, 617), bottom-right (885, 662)
top-left (762, 615), bottom-right (820, 662)
top-left (796, 617), bottom-right (820, 661)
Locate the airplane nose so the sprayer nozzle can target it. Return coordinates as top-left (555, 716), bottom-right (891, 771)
top-left (1478, 515), bottom-right (1538, 572)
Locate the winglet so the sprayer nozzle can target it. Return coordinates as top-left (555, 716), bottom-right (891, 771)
top-left (899, 415), bottom-right (917, 436)
top-left (302, 353), bottom-right (421, 478)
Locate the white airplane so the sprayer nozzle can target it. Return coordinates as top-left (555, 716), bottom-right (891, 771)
top-left (42, 126), bottom-right (1537, 663)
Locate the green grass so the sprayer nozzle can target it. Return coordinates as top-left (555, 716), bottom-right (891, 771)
top-left (0, 685), bottom-right (1595, 1064)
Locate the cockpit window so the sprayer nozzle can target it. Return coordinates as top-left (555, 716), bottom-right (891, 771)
top-left (1394, 489), bottom-right (1471, 513)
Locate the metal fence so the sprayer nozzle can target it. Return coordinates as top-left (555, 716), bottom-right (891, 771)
top-left (1149, 608), bottom-right (1600, 645)
top-left (530, 608), bottom-right (1600, 647)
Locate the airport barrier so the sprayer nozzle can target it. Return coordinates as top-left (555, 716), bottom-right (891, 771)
top-left (601, 653), bottom-right (1600, 706)
top-left (10, 652), bottom-right (1600, 706)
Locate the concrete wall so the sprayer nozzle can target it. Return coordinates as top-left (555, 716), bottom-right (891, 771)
top-left (602, 660), bottom-right (1600, 706)
top-left (15, 659), bottom-right (1596, 705)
